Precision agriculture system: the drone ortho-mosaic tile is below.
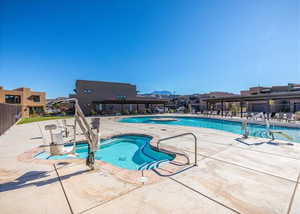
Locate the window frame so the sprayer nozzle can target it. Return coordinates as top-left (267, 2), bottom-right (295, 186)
top-left (5, 94), bottom-right (21, 104)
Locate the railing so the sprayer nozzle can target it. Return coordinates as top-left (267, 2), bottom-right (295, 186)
top-left (0, 103), bottom-right (22, 136)
top-left (157, 132), bottom-right (198, 167)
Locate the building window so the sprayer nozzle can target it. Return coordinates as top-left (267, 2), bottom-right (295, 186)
top-left (83, 89), bottom-right (93, 94)
top-left (95, 104), bottom-right (102, 111)
top-left (5, 95), bottom-right (21, 104)
top-left (30, 95), bottom-right (40, 102)
top-left (29, 106), bottom-right (44, 115)
top-left (116, 95), bottom-right (127, 99)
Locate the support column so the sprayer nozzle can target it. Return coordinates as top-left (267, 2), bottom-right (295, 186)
top-left (240, 101), bottom-right (243, 118)
top-left (221, 101), bottom-right (224, 117)
top-left (266, 100), bottom-right (270, 120)
top-left (267, 100), bottom-right (270, 113)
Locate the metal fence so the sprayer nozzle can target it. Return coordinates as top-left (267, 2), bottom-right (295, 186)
top-left (0, 103), bottom-right (22, 136)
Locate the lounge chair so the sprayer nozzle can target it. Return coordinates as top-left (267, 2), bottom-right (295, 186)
top-left (225, 111), bottom-right (233, 118)
top-left (211, 111), bottom-right (218, 117)
top-left (286, 113), bottom-right (295, 123)
top-left (274, 113), bottom-right (280, 121)
top-left (278, 112), bottom-right (285, 122)
top-left (270, 112), bottom-right (276, 120)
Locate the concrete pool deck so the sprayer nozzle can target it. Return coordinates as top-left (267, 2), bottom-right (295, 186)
top-left (0, 114), bottom-right (300, 214)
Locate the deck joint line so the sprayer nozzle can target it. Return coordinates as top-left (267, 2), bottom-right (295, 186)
top-left (185, 149), bottom-right (297, 183)
top-left (206, 156), bottom-right (297, 183)
top-left (54, 164), bottom-right (74, 214)
top-left (204, 138), bottom-right (300, 161)
top-left (287, 172), bottom-right (300, 214)
top-left (181, 143), bottom-right (232, 160)
top-left (168, 177), bottom-right (241, 214)
top-left (234, 145), bottom-right (300, 161)
top-left (79, 185), bottom-right (143, 214)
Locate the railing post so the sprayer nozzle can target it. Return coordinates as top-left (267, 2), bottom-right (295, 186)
top-left (240, 101), bottom-right (243, 118)
top-left (194, 134), bottom-right (197, 166)
top-left (221, 101), bottom-right (224, 117)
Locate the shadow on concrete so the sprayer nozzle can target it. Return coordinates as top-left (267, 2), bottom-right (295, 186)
top-left (235, 138), bottom-right (266, 146)
top-left (0, 169), bottom-right (89, 193)
top-left (235, 138), bottom-right (294, 146)
top-left (30, 136), bottom-right (43, 140)
top-left (266, 141), bottom-right (294, 146)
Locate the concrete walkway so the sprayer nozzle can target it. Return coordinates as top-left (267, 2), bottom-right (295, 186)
top-left (0, 115), bottom-right (300, 214)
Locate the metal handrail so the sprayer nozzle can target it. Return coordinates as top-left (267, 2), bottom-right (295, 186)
top-left (157, 132), bottom-right (198, 166)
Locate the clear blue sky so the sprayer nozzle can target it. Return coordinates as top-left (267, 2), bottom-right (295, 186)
top-left (0, 0), bottom-right (299, 98)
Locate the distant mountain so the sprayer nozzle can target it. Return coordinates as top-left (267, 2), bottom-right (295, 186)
top-left (151, 90), bottom-right (172, 95)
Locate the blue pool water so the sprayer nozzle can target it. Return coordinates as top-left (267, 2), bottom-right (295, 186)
top-left (120, 116), bottom-right (300, 143)
top-left (35, 135), bottom-right (173, 170)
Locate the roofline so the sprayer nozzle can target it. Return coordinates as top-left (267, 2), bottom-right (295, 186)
top-left (93, 98), bottom-right (169, 104)
top-left (203, 91), bottom-right (300, 102)
top-left (76, 80), bottom-right (136, 87)
top-left (0, 86), bottom-right (45, 93)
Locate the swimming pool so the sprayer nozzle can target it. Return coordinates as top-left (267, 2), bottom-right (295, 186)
top-left (35, 135), bottom-right (174, 170)
top-left (120, 116), bottom-right (300, 143)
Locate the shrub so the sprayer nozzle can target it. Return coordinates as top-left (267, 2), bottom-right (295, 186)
top-left (228, 103), bottom-right (240, 116)
top-left (122, 110), bottom-right (129, 115)
top-left (183, 108), bottom-right (189, 113)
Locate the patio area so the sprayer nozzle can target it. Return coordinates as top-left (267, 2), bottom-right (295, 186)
top-left (0, 115), bottom-right (300, 214)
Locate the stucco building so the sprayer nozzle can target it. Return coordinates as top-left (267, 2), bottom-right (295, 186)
top-left (72, 80), bottom-right (168, 115)
top-left (204, 83), bottom-right (300, 116)
top-left (0, 86), bottom-right (46, 117)
top-left (239, 84), bottom-right (300, 113)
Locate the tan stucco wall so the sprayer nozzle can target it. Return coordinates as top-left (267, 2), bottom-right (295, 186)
top-left (0, 87), bottom-right (46, 117)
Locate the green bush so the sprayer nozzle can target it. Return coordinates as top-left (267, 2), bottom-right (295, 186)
top-left (183, 108), bottom-right (189, 113)
top-left (168, 109), bottom-right (175, 113)
top-left (17, 116), bottom-right (72, 125)
top-left (91, 110), bottom-right (96, 116)
top-left (122, 110), bottom-right (129, 115)
top-left (228, 103), bottom-right (240, 116)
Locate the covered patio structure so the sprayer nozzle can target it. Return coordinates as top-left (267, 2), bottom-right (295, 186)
top-left (92, 98), bottom-right (169, 114)
top-left (203, 91), bottom-right (300, 117)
